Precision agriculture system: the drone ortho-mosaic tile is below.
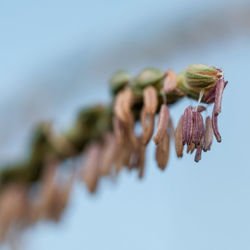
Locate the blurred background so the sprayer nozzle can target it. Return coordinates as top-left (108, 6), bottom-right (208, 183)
top-left (1, 0), bottom-right (250, 249)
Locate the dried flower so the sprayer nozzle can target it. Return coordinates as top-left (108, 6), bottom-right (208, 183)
top-left (163, 69), bottom-right (178, 93)
top-left (153, 104), bottom-right (171, 170)
top-left (153, 104), bottom-right (170, 144)
top-left (156, 130), bottom-right (170, 170)
top-left (141, 108), bottom-right (155, 145)
top-left (114, 88), bottom-right (134, 123)
top-left (143, 86), bottom-right (158, 114)
top-left (174, 115), bottom-right (184, 158)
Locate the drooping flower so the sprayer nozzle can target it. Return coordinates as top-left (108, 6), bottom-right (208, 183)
top-left (141, 86), bottom-right (158, 145)
top-left (153, 104), bottom-right (171, 170)
top-left (153, 104), bottom-right (170, 145)
top-left (174, 64), bottom-right (228, 161)
top-left (156, 130), bottom-right (170, 170)
top-left (141, 108), bottom-right (155, 145)
top-left (179, 106), bottom-right (205, 162)
top-left (143, 86), bottom-right (158, 114)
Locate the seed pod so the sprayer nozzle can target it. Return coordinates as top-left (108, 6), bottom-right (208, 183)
top-left (153, 104), bottom-right (170, 145)
top-left (156, 131), bottom-right (170, 170)
top-left (164, 69), bottom-right (178, 93)
top-left (143, 86), bottom-right (158, 114)
top-left (174, 115), bottom-right (184, 158)
top-left (203, 116), bottom-right (213, 151)
top-left (136, 68), bottom-right (165, 87)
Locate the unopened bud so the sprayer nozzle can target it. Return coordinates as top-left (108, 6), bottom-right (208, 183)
top-left (110, 71), bottom-right (131, 95)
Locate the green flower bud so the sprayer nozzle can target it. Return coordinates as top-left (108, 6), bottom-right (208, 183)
top-left (177, 64), bottom-right (222, 101)
top-left (110, 71), bottom-right (131, 95)
top-left (183, 64), bottom-right (220, 89)
top-left (135, 68), bottom-right (164, 87)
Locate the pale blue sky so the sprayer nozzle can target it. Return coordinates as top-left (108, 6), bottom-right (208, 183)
top-left (0, 1), bottom-right (250, 250)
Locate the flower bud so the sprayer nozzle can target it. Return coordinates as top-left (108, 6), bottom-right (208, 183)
top-left (135, 68), bottom-right (164, 87)
top-left (185, 64), bottom-right (219, 88)
top-left (178, 64), bottom-right (222, 99)
top-left (110, 71), bottom-right (131, 95)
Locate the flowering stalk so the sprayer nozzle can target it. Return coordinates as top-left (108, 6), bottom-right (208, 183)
top-left (0, 63), bottom-right (228, 242)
